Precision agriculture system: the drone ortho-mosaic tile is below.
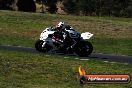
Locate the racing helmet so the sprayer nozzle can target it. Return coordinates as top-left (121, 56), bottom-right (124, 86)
top-left (55, 21), bottom-right (65, 31)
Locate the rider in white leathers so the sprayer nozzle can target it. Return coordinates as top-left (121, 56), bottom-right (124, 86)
top-left (53, 21), bottom-right (77, 51)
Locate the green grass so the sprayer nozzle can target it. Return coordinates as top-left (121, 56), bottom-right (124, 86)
top-left (0, 10), bottom-right (132, 56)
top-left (92, 38), bottom-right (132, 56)
top-left (0, 10), bottom-right (132, 88)
top-left (0, 36), bottom-right (34, 47)
top-left (0, 50), bottom-right (132, 88)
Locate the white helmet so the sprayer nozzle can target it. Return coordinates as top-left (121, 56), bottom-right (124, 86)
top-left (56, 21), bottom-right (65, 31)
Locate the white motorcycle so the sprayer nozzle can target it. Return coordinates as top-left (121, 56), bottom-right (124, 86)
top-left (35, 27), bottom-right (93, 56)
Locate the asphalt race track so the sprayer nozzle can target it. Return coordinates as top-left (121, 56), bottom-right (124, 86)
top-left (0, 45), bottom-right (132, 64)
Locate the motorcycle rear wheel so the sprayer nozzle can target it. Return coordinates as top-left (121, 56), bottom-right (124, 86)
top-left (75, 41), bottom-right (93, 57)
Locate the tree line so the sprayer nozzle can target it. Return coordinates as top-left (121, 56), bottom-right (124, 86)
top-left (0, 0), bottom-right (36, 12)
top-left (0, 0), bottom-right (132, 17)
top-left (36, 0), bottom-right (132, 17)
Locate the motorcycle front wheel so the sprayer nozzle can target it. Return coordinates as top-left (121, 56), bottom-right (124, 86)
top-left (75, 41), bottom-right (93, 57)
top-left (35, 40), bottom-right (51, 52)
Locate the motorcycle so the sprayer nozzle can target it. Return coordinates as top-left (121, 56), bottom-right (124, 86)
top-left (35, 27), bottom-right (93, 57)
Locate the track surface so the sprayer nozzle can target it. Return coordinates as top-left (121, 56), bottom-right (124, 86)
top-left (0, 45), bottom-right (132, 64)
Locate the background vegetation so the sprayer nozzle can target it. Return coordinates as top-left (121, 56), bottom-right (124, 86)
top-left (0, 0), bottom-right (132, 17)
top-left (63, 0), bottom-right (132, 17)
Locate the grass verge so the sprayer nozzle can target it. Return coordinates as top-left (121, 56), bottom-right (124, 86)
top-left (0, 50), bottom-right (132, 88)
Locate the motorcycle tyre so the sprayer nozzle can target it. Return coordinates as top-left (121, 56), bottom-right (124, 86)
top-left (75, 41), bottom-right (93, 57)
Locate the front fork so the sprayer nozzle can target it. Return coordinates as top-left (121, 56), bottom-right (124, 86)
top-left (42, 42), bottom-right (46, 48)
top-left (70, 39), bottom-right (77, 48)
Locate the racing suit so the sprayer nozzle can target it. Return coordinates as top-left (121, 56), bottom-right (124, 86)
top-left (53, 25), bottom-right (75, 51)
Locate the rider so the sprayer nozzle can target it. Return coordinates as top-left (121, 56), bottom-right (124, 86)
top-left (53, 21), bottom-right (75, 51)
